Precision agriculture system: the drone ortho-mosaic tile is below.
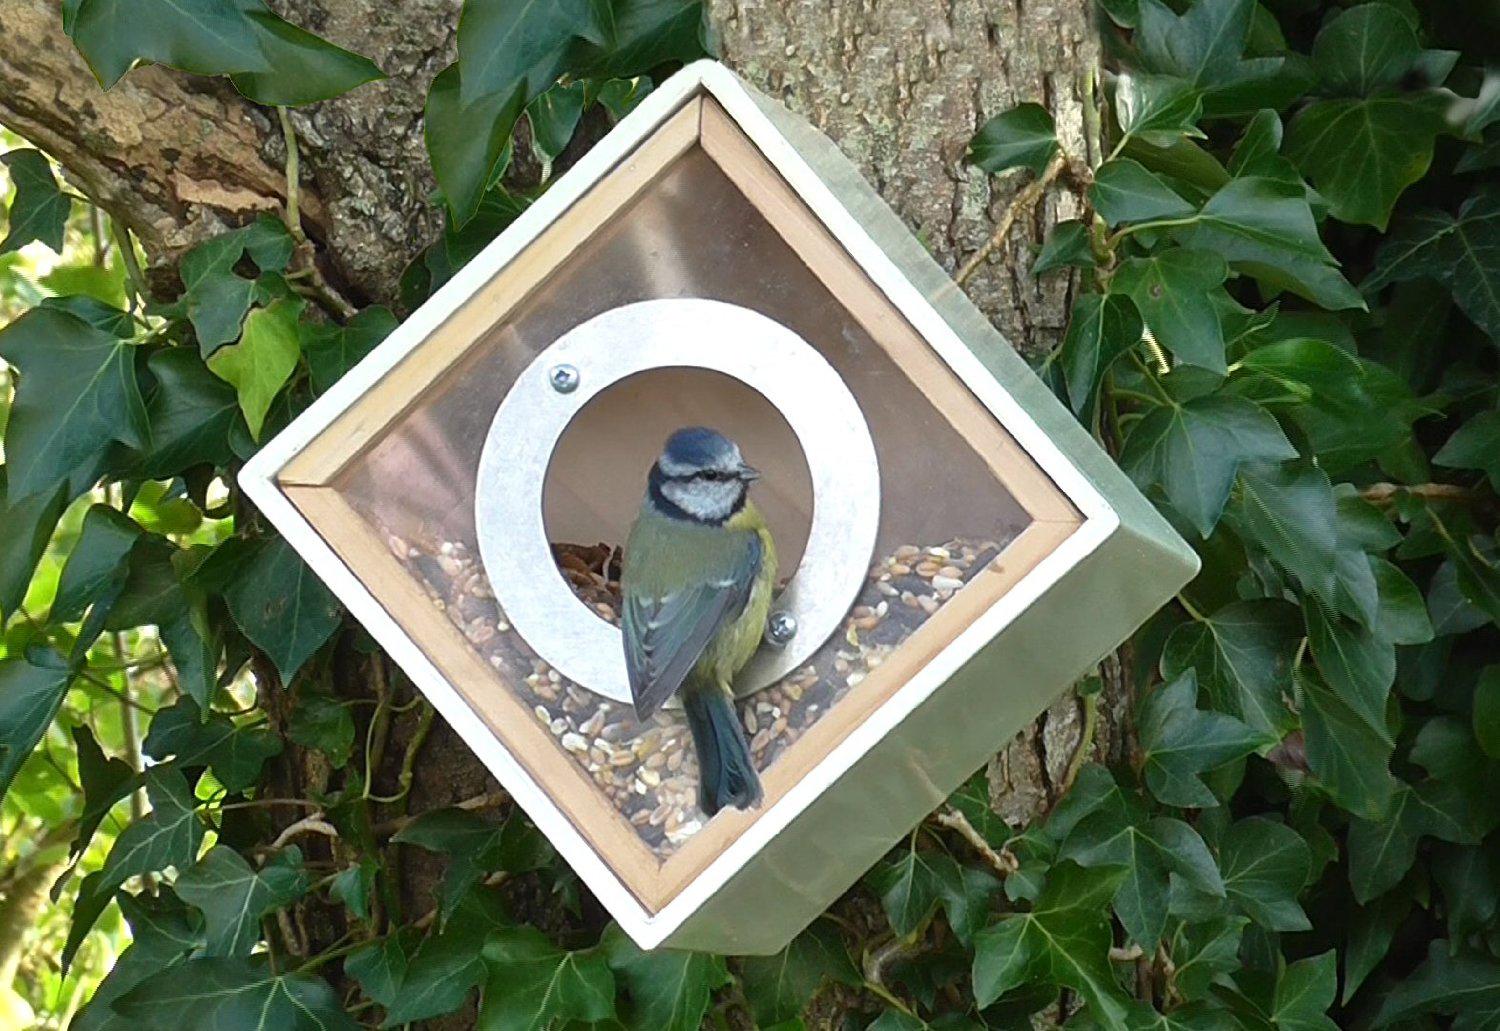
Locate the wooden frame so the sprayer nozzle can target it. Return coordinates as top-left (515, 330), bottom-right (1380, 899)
top-left (271, 91), bottom-right (1083, 912)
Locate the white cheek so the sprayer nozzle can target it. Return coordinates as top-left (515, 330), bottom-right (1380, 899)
top-left (663, 480), bottom-right (740, 521)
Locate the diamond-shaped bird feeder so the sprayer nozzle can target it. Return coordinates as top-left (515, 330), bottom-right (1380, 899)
top-left (240, 61), bottom-right (1198, 954)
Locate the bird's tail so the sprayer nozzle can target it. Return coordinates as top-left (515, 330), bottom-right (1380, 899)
top-left (682, 684), bottom-right (763, 816)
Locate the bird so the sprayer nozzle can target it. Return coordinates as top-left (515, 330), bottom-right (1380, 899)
top-left (621, 426), bottom-right (777, 816)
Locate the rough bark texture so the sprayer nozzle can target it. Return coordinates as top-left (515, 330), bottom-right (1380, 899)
top-left (1, 0), bottom-right (1113, 1000)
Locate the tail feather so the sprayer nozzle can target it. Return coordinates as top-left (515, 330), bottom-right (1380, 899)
top-left (682, 685), bottom-right (763, 816)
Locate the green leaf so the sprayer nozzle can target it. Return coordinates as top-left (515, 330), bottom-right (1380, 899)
top-left (479, 926), bottom-right (615, 1031)
top-left (527, 82), bottom-right (588, 162)
top-left (287, 692), bottom-right (356, 767)
top-left (67, 0), bottom-right (384, 107)
top-left (179, 220), bottom-right (294, 356)
top-left (456, 0), bottom-right (600, 108)
top-left (1, 150), bottom-right (70, 254)
top-left (1122, 393), bottom-right (1296, 537)
top-left (1057, 292), bottom-right (1143, 422)
top-left (393, 807), bottom-right (512, 923)
top-left (97, 766), bottom-right (204, 891)
top-left (0, 468), bottom-right (67, 621)
top-left (738, 921), bottom-right (858, 1027)
top-left (117, 956), bottom-right (357, 1030)
top-left (603, 924), bottom-right (730, 1031)
top-left (1298, 668), bottom-right (1396, 820)
top-left (971, 862), bottom-right (1133, 1026)
top-left (72, 724), bottom-right (137, 859)
top-left (1476, 666), bottom-right (1500, 759)
top-left (1161, 600), bottom-right (1299, 740)
top-left (1348, 781), bottom-right (1486, 903)
top-left (1308, 3), bottom-right (1422, 97)
top-left (1364, 189), bottom-right (1500, 345)
top-left (331, 859), bottom-right (377, 922)
top-left (1371, 557), bottom-right (1433, 646)
top-left (138, 347), bottom-right (245, 477)
top-left (1115, 73), bottom-right (1203, 148)
top-left (1168, 916), bottom-right (1246, 1002)
top-left (1059, 775), bottom-right (1224, 945)
top-left (303, 306), bottom-right (397, 394)
top-left (1343, 888), bottom-right (1411, 1003)
top-left (1032, 219), bottom-right (1095, 276)
top-left (1111, 248), bottom-right (1229, 372)
top-left (1175, 177), bottom-right (1362, 310)
top-left (1286, 94), bottom-right (1447, 230)
top-left (176, 846), bottom-right (308, 957)
top-left (969, 103), bottom-right (1058, 176)
top-left (1134, 0), bottom-right (1305, 116)
top-left (1373, 942), bottom-right (1500, 1029)
top-left (1436, 410), bottom-right (1500, 491)
top-left (143, 697), bottom-right (283, 795)
top-left (1090, 158), bottom-right (1197, 225)
top-left (207, 297), bottom-right (305, 441)
top-left (53, 503), bottom-right (142, 623)
top-left (0, 651), bottom-right (71, 799)
top-left (73, 890), bottom-right (205, 1031)
top-left (1138, 670), bottom-right (1263, 807)
top-left (1217, 816), bottom-right (1312, 931)
top-left (1231, 462), bottom-right (1340, 610)
top-left (1305, 599), bottom-right (1394, 731)
top-left (424, 63), bottom-right (526, 227)
top-left (224, 536), bottom-right (341, 683)
top-left (0, 306), bottom-right (149, 500)
top-left (1273, 951), bottom-right (1339, 1031)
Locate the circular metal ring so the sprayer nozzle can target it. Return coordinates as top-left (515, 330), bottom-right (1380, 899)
top-left (475, 298), bottom-right (881, 704)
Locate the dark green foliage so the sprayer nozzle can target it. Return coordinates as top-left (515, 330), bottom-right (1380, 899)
top-left (3, 0), bottom-right (1499, 1027)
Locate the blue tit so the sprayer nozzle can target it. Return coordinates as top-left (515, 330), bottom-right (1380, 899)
top-left (621, 426), bottom-right (778, 816)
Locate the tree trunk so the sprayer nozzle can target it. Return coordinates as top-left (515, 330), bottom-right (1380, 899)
top-left (0, 0), bottom-right (1113, 984)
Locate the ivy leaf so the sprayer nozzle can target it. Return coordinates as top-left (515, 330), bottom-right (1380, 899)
top-left (287, 692), bottom-right (356, 768)
top-left (479, 926), bottom-right (616, 1031)
top-left (969, 103), bottom-right (1058, 176)
top-left (304, 306), bottom-right (398, 394)
top-left (1476, 666), bottom-right (1500, 760)
top-left (1059, 774), bottom-right (1224, 945)
top-left (394, 807), bottom-right (552, 924)
top-left (143, 697), bottom-right (283, 794)
top-left (1348, 781), bottom-right (1484, 903)
top-left (1, 150), bottom-right (70, 254)
top-left (1232, 337), bottom-right (1426, 475)
top-left (72, 725), bottom-right (137, 859)
top-left (1231, 463), bottom-right (1340, 611)
top-left (1057, 292), bottom-right (1143, 423)
top-left (1371, 557), bottom-right (1433, 646)
top-left (1032, 220), bottom-right (1095, 276)
top-left (1286, 93), bottom-right (1447, 230)
top-left (1298, 668), bottom-right (1396, 820)
top-left (73, 890), bottom-right (205, 1031)
top-left (53, 504), bottom-right (142, 624)
top-left (179, 220), bottom-right (294, 356)
top-left (208, 297), bottom-right (305, 441)
top-left (1138, 671), bottom-right (1264, 808)
top-left (1175, 176), bottom-right (1363, 310)
top-left (137, 348), bottom-right (245, 478)
top-left (0, 650), bottom-right (72, 799)
top-left (1168, 916), bottom-right (1247, 1001)
top-left (1115, 73), bottom-right (1203, 148)
top-left (224, 536), bottom-right (342, 683)
top-left (527, 82), bottom-right (588, 162)
top-left (738, 922), bottom-right (859, 1027)
top-left (1090, 158), bottom-right (1197, 225)
top-left (1307, 4), bottom-right (1422, 97)
top-left (456, 0), bottom-right (601, 108)
top-left (1121, 393), bottom-right (1296, 537)
top-left (116, 957), bottom-right (357, 1030)
top-left (1372, 942), bottom-right (1500, 1029)
top-left (176, 846), bottom-right (309, 957)
top-left (1217, 816), bottom-right (1312, 931)
top-left (0, 467), bottom-right (67, 621)
top-left (1364, 190), bottom-right (1500, 345)
top-left (67, 0), bottom-right (384, 107)
top-left (1135, 0), bottom-right (1306, 117)
top-left (1161, 600), bottom-right (1299, 740)
top-left (1272, 951), bottom-right (1339, 1031)
top-left (0, 307), bottom-right (149, 501)
top-left (331, 859), bottom-right (378, 922)
top-left (1435, 409), bottom-right (1500, 490)
top-left (870, 842), bottom-right (1000, 945)
top-left (97, 766), bottom-right (204, 890)
top-left (1304, 599), bottom-right (1394, 732)
top-left (1344, 888), bottom-right (1411, 1003)
top-left (1111, 248), bottom-right (1229, 372)
top-left (971, 862), bottom-right (1133, 1025)
top-left (603, 924), bottom-right (730, 1031)
top-left (424, 64), bottom-right (528, 228)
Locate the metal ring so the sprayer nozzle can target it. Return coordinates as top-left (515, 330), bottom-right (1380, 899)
top-left (475, 298), bottom-right (881, 704)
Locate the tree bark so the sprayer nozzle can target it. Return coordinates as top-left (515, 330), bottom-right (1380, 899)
top-left (0, 0), bottom-right (1112, 979)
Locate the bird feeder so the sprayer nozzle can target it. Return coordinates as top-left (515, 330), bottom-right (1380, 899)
top-left (240, 60), bottom-right (1197, 955)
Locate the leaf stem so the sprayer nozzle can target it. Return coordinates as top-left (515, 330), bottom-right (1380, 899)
top-left (956, 149), bottom-right (1070, 287)
top-left (277, 107), bottom-right (306, 245)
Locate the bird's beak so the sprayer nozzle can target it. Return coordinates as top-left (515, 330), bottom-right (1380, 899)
top-left (739, 465), bottom-right (761, 482)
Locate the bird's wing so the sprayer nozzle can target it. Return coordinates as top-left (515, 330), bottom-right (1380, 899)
top-left (622, 530), bottom-right (763, 720)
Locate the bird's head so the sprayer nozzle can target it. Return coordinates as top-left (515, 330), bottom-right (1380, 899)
top-left (647, 426), bottom-right (760, 525)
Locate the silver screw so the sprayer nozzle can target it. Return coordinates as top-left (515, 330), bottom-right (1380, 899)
top-left (765, 610), bottom-right (798, 647)
top-left (549, 363), bottom-right (580, 393)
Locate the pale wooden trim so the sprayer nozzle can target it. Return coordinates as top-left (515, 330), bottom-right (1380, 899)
top-left (697, 99), bottom-right (1079, 526)
top-left (273, 87), bottom-right (1088, 914)
top-left (279, 98), bottom-right (706, 488)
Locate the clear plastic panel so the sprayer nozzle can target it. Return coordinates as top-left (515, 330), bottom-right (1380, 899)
top-left (335, 149), bottom-right (1031, 855)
